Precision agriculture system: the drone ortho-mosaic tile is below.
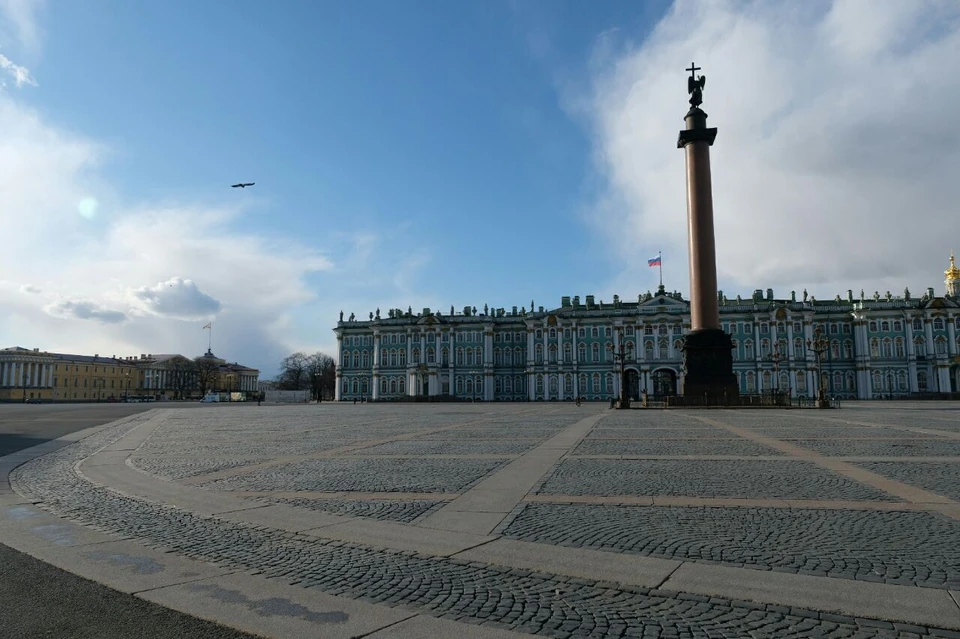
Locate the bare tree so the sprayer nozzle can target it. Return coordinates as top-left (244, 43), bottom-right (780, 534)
top-left (277, 352), bottom-right (310, 390)
top-left (305, 352), bottom-right (336, 400)
top-left (194, 356), bottom-right (221, 396)
top-left (167, 356), bottom-right (198, 400)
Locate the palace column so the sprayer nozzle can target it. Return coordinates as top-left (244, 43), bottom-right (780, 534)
top-left (677, 63), bottom-right (737, 401)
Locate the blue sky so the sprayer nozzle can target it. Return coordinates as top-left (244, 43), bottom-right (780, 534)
top-left (1, 1), bottom-right (959, 377)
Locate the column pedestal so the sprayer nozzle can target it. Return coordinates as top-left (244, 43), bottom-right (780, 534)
top-left (681, 329), bottom-right (738, 402)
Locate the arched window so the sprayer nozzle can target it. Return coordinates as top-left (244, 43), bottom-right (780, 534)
top-left (535, 329), bottom-right (543, 339)
top-left (342, 378), bottom-right (349, 393)
top-left (390, 379), bottom-right (397, 394)
top-left (592, 373), bottom-right (601, 393)
top-left (442, 348), bottom-right (449, 366)
top-left (591, 343), bottom-right (600, 362)
top-left (465, 378), bottom-right (473, 395)
top-left (744, 340), bottom-right (755, 360)
top-left (897, 370), bottom-right (907, 391)
top-left (579, 374), bottom-right (587, 394)
top-left (475, 347), bottom-right (483, 364)
top-left (515, 375), bottom-right (523, 393)
top-left (673, 340), bottom-right (682, 356)
top-left (882, 339), bottom-right (893, 359)
top-left (869, 321), bottom-right (878, 332)
top-left (361, 351), bottom-right (370, 368)
top-left (426, 347), bottom-right (435, 364)
top-left (549, 344), bottom-right (558, 363)
top-left (412, 348), bottom-right (420, 364)
top-left (872, 371), bottom-right (882, 391)
top-left (515, 347), bottom-right (523, 364)
top-left (746, 372), bottom-right (756, 392)
top-left (390, 350), bottom-right (398, 367)
top-left (456, 377), bottom-right (463, 395)
top-left (380, 378), bottom-right (387, 394)
top-left (913, 318), bottom-right (922, 331)
top-left (353, 352), bottom-right (360, 368)
top-left (399, 378), bottom-right (405, 393)
top-left (831, 340), bottom-right (841, 359)
top-left (915, 337), bottom-right (926, 356)
top-left (881, 321), bottom-right (890, 332)
top-left (399, 349), bottom-right (407, 366)
top-left (535, 376), bottom-right (544, 396)
top-left (564, 374), bottom-right (573, 395)
top-left (731, 340), bottom-right (739, 361)
top-left (456, 348), bottom-right (464, 366)
top-left (658, 339), bottom-right (668, 360)
top-left (505, 377), bottom-right (513, 393)
top-left (760, 339), bottom-right (771, 358)
top-left (549, 328), bottom-right (556, 339)
top-left (352, 379), bottom-right (359, 393)
top-left (605, 373), bottom-right (614, 393)
top-left (833, 372), bottom-right (843, 391)
top-left (934, 318), bottom-right (945, 331)
top-left (795, 371), bottom-right (805, 393)
top-left (843, 340), bottom-right (854, 359)
top-left (495, 377), bottom-right (502, 394)
top-left (918, 371), bottom-right (928, 391)
top-left (578, 343), bottom-right (586, 362)
top-left (504, 349), bottom-right (512, 366)
top-left (564, 344), bottom-right (572, 363)
top-left (779, 371), bottom-right (789, 391)
top-left (870, 339), bottom-right (880, 358)
top-left (380, 348), bottom-right (387, 364)
top-left (361, 378), bottom-right (368, 393)
top-left (762, 371), bottom-right (771, 390)
top-left (549, 374), bottom-right (558, 396)
top-left (535, 344), bottom-right (543, 364)
top-left (644, 341), bottom-right (654, 360)
top-left (495, 348), bottom-right (502, 366)
top-left (794, 338), bottom-right (804, 357)
top-left (936, 337), bottom-right (948, 355)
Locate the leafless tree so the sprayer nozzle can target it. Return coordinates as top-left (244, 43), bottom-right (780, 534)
top-left (194, 356), bottom-right (221, 396)
top-left (276, 352), bottom-right (310, 390)
top-left (167, 356), bottom-right (198, 400)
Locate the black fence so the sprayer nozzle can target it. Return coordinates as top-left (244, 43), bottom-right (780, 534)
top-left (663, 392), bottom-right (793, 408)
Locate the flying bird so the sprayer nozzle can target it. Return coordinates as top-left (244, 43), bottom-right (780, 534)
top-left (231, 182), bottom-right (255, 188)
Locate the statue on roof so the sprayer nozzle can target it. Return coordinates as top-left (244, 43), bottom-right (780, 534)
top-left (339, 310), bottom-right (343, 321)
top-left (687, 62), bottom-right (706, 108)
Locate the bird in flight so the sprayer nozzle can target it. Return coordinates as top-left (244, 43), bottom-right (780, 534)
top-left (231, 182), bottom-right (255, 188)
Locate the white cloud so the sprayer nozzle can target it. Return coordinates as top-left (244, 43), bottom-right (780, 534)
top-left (0, 52), bottom-right (33, 87)
top-left (131, 277), bottom-right (222, 320)
top-left (0, 0), bottom-right (43, 53)
top-left (583, 0), bottom-right (960, 300)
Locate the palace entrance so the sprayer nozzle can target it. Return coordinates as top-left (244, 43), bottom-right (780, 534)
top-left (625, 369), bottom-right (641, 400)
top-left (652, 368), bottom-right (678, 398)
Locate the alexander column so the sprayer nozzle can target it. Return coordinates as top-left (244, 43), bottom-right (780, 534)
top-left (677, 63), bottom-right (738, 402)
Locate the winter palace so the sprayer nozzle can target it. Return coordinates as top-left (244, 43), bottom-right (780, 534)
top-left (333, 255), bottom-right (960, 402)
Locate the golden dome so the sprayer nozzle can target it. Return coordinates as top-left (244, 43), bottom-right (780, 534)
top-left (946, 253), bottom-right (960, 282)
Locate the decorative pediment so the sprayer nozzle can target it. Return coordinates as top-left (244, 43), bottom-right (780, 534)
top-left (416, 314), bottom-right (442, 326)
top-left (639, 295), bottom-right (689, 309)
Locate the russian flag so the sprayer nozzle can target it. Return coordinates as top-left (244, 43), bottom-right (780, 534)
top-left (647, 255), bottom-right (661, 267)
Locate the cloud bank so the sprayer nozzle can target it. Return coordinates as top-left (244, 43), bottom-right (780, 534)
top-left (584, 0), bottom-right (960, 299)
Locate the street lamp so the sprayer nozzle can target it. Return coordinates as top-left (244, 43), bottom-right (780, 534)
top-left (767, 343), bottom-right (784, 396)
top-left (807, 327), bottom-right (830, 408)
top-left (21, 368), bottom-right (29, 403)
top-left (122, 370), bottom-right (130, 402)
top-left (314, 372), bottom-right (322, 403)
top-left (608, 330), bottom-right (634, 408)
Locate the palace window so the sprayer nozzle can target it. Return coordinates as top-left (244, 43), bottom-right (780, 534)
top-left (831, 340), bottom-right (841, 359)
top-left (744, 340), bottom-right (755, 360)
top-left (746, 372), bottom-right (756, 392)
top-left (869, 321), bottom-right (878, 332)
top-left (380, 378), bottom-right (388, 394)
top-left (536, 376), bottom-right (544, 396)
top-left (761, 323), bottom-right (769, 334)
top-left (794, 338), bottom-right (804, 356)
top-left (495, 349), bottom-right (502, 366)
top-left (578, 343), bottom-right (586, 362)
top-left (870, 339), bottom-right (880, 358)
top-left (744, 323), bottom-right (752, 333)
top-left (536, 329), bottom-right (543, 339)
top-left (760, 339), bottom-right (771, 358)
top-left (592, 373), bottom-right (601, 393)
top-left (872, 371), bottom-right (882, 392)
top-left (535, 345), bottom-right (543, 364)
top-left (412, 348), bottom-right (420, 365)
top-left (578, 328), bottom-right (586, 338)
top-left (442, 348), bottom-right (449, 366)
top-left (564, 344), bottom-right (572, 363)
top-left (549, 328), bottom-right (556, 339)
top-left (549, 344), bottom-right (558, 363)
top-left (934, 318), bottom-right (945, 331)
top-left (549, 375), bottom-right (558, 396)
top-left (579, 374), bottom-right (587, 394)
top-left (918, 371), bottom-right (928, 392)
top-left (731, 340), bottom-right (739, 361)
top-left (913, 318), bottom-right (923, 331)
top-left (475, 347), bottom-right (482, 363)
top-left (606, 373), bottom-right (614, 393)
top-left (515, 347), bottom-right (523, 364)
top-left (398, 349), bottom-right (407, 366)
top-left (456, 348), bottom-right (464, 366)
top-left (793, 322), bottom-right (802, 333)
top-left (915, 337), bottom-right (926, 355)
top-left (514, 375), bottom-right (523, 393)
top-left (606, 327), bottom-right (612, 338)
top-left (833, 372), bottom-right (843, 391)
top-left (894, 338), bottom-right (905, 358)
top-left (881, 321), bottom-right (890, 332)
top-left (565, 374), bottom-right (573, 395)
top-left (894, 321), bottom-right (902, 332)
top-left (505, 377), bottom-right (513, 393)
top-left (658, 340), bottom-right (668, 360)
top-left (352, 353), bottom-right (360, 368)
top-left (881, 339), bottom-right (893, 359)
top-left (658, 325), bottom-right (668, 336)
top-left (795, 371), bottom-right (805, 393)
top-left (936, 337), bottom-right (947, 355)
top-left (456, 377), bottom-right (463, 395)
top-left (644, 325), bottom-right (653, 335)
top-left (466, 378), bottom-right (474, 395)
top-left (592, 327), bottom-right (599, 338)
top-left (843, 340), bottom-right (853, 359)
top-left (898, 371), bottom-right (907, 391)
top-left (495, 377), bottom-right (502, 394)
top-left (591, 343), bottom-right (600, 362)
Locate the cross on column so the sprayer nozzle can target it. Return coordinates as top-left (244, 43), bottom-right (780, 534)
top-left (686, 62), bottom-right (701, 79)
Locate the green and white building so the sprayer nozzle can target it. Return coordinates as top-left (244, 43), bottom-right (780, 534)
top-left (333, 256), bottom-right (960, 402)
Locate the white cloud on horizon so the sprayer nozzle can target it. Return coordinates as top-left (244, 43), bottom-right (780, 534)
top-left (131, 277), bottom-right (222, 320)
top-left (582, 0), bottom-right (960, 302)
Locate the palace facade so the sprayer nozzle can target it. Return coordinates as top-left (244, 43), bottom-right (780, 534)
top-left (333, 256), bottom-right (960, 402)
top-left (0, 347), bottom-right (259, 402)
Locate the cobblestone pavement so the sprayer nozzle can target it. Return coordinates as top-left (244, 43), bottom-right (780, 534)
top-left (266, 497), bottom-right (446, 522)
top-left (10, 403), bottom-right (960, 637)
top-left (8, 413), bottom-right (951, 638)
top-left (536, 459), bottom-right (901, 500)
top-left (857, 461), bottom-right (960, 501)
top-left (572, 438), bottom-right (785, 457)
top-left (502, 503), bottom-right (960, 589)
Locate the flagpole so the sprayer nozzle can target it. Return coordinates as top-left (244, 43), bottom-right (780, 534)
top-left (658, 250), bottom-right (663, 287)
top-left (209, 322), bottom-right (212, 353)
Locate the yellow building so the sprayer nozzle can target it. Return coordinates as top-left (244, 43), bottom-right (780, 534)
top-left (0, 346), bottom-right (259, 403)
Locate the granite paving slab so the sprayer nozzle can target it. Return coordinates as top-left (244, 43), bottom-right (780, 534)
top-left (856, 461), bottom-right (960, 502)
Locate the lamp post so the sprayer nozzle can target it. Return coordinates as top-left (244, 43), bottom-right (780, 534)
top-left (807, 327), bottom-right (830, 408)
top-left (767, 343), bottom-right (784, 397)
top-left (314, 372), bottom-right (322, 403)
top-left (122, 370), bottom-right (130, 402)
top-left (21, 368), bottom-right (29, 403)
top-left (608, 330), bottom-right (634, 409)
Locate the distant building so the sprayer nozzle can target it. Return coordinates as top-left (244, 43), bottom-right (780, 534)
top-left (332, 256), bottom-right (960, 402)
top-left (0, 347), bottom-right (259, 403)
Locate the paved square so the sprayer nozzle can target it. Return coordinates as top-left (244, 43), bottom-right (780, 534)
top-left (9, 401), bottom-right (960, 637)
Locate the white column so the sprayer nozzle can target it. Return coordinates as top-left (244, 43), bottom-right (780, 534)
top-left (527, 329), bottom-right (534, 367)
top-left (906, 319), bottom-right (916, 356)
top-left (373, 333), bottom-right (381, 368)
top-left (924, 318), bottom-right (935, 357)
top-left (1, 362), bottom-right (7, 386)
top-left (572, 323), bottom-right (578, 364)
top-left (786, 322), bottom-right (795, 359)
top-left (949, 320), bottom-right (957, 356)
top-left (334, 373), bottom-right (342, 400)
